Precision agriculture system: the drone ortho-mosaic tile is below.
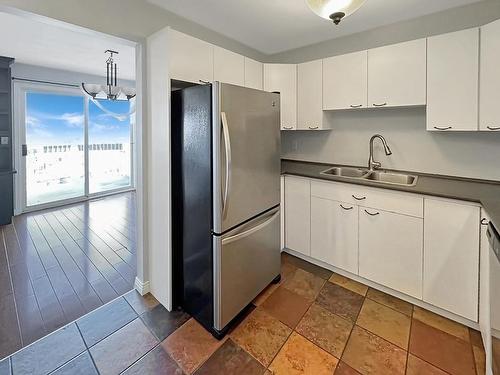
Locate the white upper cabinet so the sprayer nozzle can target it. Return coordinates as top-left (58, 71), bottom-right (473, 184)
top-left (213, 46), bottom-right (245, 86)
top-left (423, 198), bottom-right (480, 321)
top-left (427, 28), bottom-right (479, 131)
top-left (264, 64), bottom-right (297, 130)
top-left (323, 51), bottom-right (368, 110)
top-left (368, 39), bottom-right (427, 108)
top-left (244, 57), bottom-right (263, 90)
top-left (480, 19), bottom-right (500, 132)
top-left (297, 59), bottom-right (326, 130)
top-left (168, 29), bottom-right (214, 84)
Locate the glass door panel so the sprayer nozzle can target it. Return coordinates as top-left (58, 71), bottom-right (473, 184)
top-left (88, 99), bottom-right (132, 194)
top-left (25, 92), bottom-right (85, 206)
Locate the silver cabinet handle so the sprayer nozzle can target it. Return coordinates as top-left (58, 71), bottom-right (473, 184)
top-left (364, 209), bottom-right (380, 216)
top-left (487, 126), bottom-right (500, 131)
top-left (308, 126), bottom-right (319, 130)
top-left (282, 126), bottom-right (293, 130)
top-left (350, 104), bottom-right (362, 108)
top-left (481, 218), bottom-right (489, 226)
top-left (433, 126), bottom-right (452, 131)
top-left (352, 195), bottom-right (366, 201)
top-left (373, 103), bottom-right (387, 107)
top-left (221, 112), bottom-right (232, 218)
top-left (340, 204), bottom-right (354, 211)
top-left (199, 80), bottom-right (210, 84)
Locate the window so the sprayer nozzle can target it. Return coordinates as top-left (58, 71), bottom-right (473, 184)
top-left (20, 85), bottom-right (134, 210)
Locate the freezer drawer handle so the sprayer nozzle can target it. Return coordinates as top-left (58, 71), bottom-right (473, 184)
top-left (221, 111), bottom-right (232, 218)
top-left (223, 210), bottom-right (279, 245)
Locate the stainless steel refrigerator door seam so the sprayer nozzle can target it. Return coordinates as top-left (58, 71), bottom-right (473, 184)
top-left (223, 207), bottom-right (279, 245)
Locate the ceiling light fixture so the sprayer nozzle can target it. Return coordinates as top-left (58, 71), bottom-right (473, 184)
top-left (81, 50), bottom-right (136, 101)
top-left (306, 0), bottom-right (366, 25)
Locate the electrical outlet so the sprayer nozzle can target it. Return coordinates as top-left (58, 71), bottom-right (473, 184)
top-left (0, 137), bottom-right (8, 145)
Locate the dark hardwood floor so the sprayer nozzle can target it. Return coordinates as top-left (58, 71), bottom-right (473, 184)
top-left (0, 192), bottom-right (137, 360)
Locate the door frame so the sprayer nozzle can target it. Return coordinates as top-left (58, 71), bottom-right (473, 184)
top-left (13, 81), bottom-right (135, 214)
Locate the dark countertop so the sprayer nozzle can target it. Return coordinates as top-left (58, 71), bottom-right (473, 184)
top-left (282, 159), bottom-right (500, 232)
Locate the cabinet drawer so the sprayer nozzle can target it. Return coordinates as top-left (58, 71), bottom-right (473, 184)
top-left (311, 179), bottom-right (423, 217)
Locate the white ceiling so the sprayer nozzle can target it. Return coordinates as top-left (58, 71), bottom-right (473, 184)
top-left (0, 12), bottom-right (136, 80)
top-left (148, 0), bottom-right (484, 54)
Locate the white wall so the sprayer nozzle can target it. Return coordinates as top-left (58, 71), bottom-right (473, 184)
top-left (146, 27), bottom-right (171, 308)
top-left (282, 108), bottom-right (500, 181)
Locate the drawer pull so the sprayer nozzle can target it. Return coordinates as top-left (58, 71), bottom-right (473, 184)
top-left (433, 126), bottom-right (452, 131)
top-left (487, 126), bottom-right (500, 131)
top-left (308, 126), bottom-right (319, 130)
top-left (481, 218), bottom-right (489, 226)
top-left (199, 80), bottom-right (210, 84)
top-left (352, 195), bottom-right (366, 201)
top-left (340, 204), bottom-right (354, 211)
top-left (350, 104), bottom-right (362, 108)
top-left (373, 102), bottom-right (387, 107)
top-left (282, 126), bottom-right (293, 130)
top-left (364, 209), bottom-right (380, 216)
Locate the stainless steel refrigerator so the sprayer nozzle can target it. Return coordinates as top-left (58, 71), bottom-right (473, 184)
top-left (171, 82), bottom-right (281, 338)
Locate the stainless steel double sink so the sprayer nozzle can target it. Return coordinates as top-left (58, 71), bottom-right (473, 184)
top-left (320, 167), bottom-right (418, 187)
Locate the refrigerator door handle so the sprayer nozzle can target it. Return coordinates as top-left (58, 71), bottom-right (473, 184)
top-left (223, 209), bottom-right (279, 245)
top-left (221, 111), bottom-right (232, 218)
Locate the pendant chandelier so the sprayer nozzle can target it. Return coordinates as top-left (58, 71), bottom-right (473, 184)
top-left (81, 50), bottom-right (136, 101)
top-left (306, 0), bottom-right (366, 25)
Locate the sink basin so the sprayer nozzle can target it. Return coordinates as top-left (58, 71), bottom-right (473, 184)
top-left (321, 167), bottom-right (369, 178)
top-left (364, 171), bottom-right (418, 186)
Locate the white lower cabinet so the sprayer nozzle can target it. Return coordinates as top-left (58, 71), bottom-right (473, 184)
top-left (284, 176), bottom-right (310, 256)
top-left (311, 197), bottom-right (358, 274)
top-left (423, 199), bottom-right (480, 321)
top-left (359, 208), bottom-right (423, 299)
top-left (284, 175), bottom-right (482, 323)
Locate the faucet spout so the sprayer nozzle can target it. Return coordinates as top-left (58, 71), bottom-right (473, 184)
top-left (368, 134), bottom-right (392, 171)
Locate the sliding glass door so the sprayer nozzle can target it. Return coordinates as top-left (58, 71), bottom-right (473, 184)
top-left (16, 83), bottom-right (134, 212)
top-left (88, 99), bottom-right (132, 194)
top-left (25, 91), bottom-right (85, 206)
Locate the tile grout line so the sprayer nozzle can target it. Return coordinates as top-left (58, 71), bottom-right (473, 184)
top-left (404, 305), bottom-right (414, 375)
top-left (1, 226), bottom-right (24, 350)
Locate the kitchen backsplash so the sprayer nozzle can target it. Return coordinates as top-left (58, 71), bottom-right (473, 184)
top-left (281, 107), bottom-right (500, 181)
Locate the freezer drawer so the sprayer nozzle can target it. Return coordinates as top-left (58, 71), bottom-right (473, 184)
top-left (214, 207), bottom-right (281, 330)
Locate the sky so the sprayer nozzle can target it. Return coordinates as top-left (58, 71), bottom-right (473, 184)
top-left (26, 92), bottom-right (132, 146)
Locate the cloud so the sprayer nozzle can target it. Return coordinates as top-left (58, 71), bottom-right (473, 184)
top-left (26, 116), bottom-right (45, 128)
top-left (59, 113), bottom-right (84, 128)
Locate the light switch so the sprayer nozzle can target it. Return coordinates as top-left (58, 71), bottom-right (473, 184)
top-left (0, 137), bottom-right (8, 145)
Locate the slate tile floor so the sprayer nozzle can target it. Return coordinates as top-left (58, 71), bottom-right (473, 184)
top-left (0, 253), bottom-right (487, 375)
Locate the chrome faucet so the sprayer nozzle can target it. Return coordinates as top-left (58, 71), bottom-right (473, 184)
top-left (368, 134), bottom-right (392, 171)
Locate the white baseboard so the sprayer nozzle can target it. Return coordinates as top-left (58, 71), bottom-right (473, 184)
top-left (134, 277), bottom-right (151, 295)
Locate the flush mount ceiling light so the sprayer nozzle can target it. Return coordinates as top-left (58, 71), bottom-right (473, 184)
top-left (306, 0), bottom-right (366, 25)
top-left (81, 50), bottom-right (136, 101)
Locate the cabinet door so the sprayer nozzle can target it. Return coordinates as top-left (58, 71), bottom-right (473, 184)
top-left (311, 197), bottom-right (358, 274)
top-left (297, 60), bottom-right (323, 130)
top-left (427, 28), bottom-right (479, 131)
top-left (323, 51), bottom-right (367, 110)
top-left (213, 46), bottom-right (245, 86)
top-left (169, 29), bottom-right (214, 84)
top-left (479, 212), bottom-right (490, 348)
top-left (264, 64), bottom-right (297, 130)
top-left (244, 57), bottom-right (263, 90)
top-left (359, 208), bottom-right (423, 299)
top-left (368, 39), bottom-right (426, 108)
top-left (423, 199), bottom-right (480, 321)
top-left (284, 176), bottom-right (310, 256)
top-left (480, 19), bottom-right (500, 132)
